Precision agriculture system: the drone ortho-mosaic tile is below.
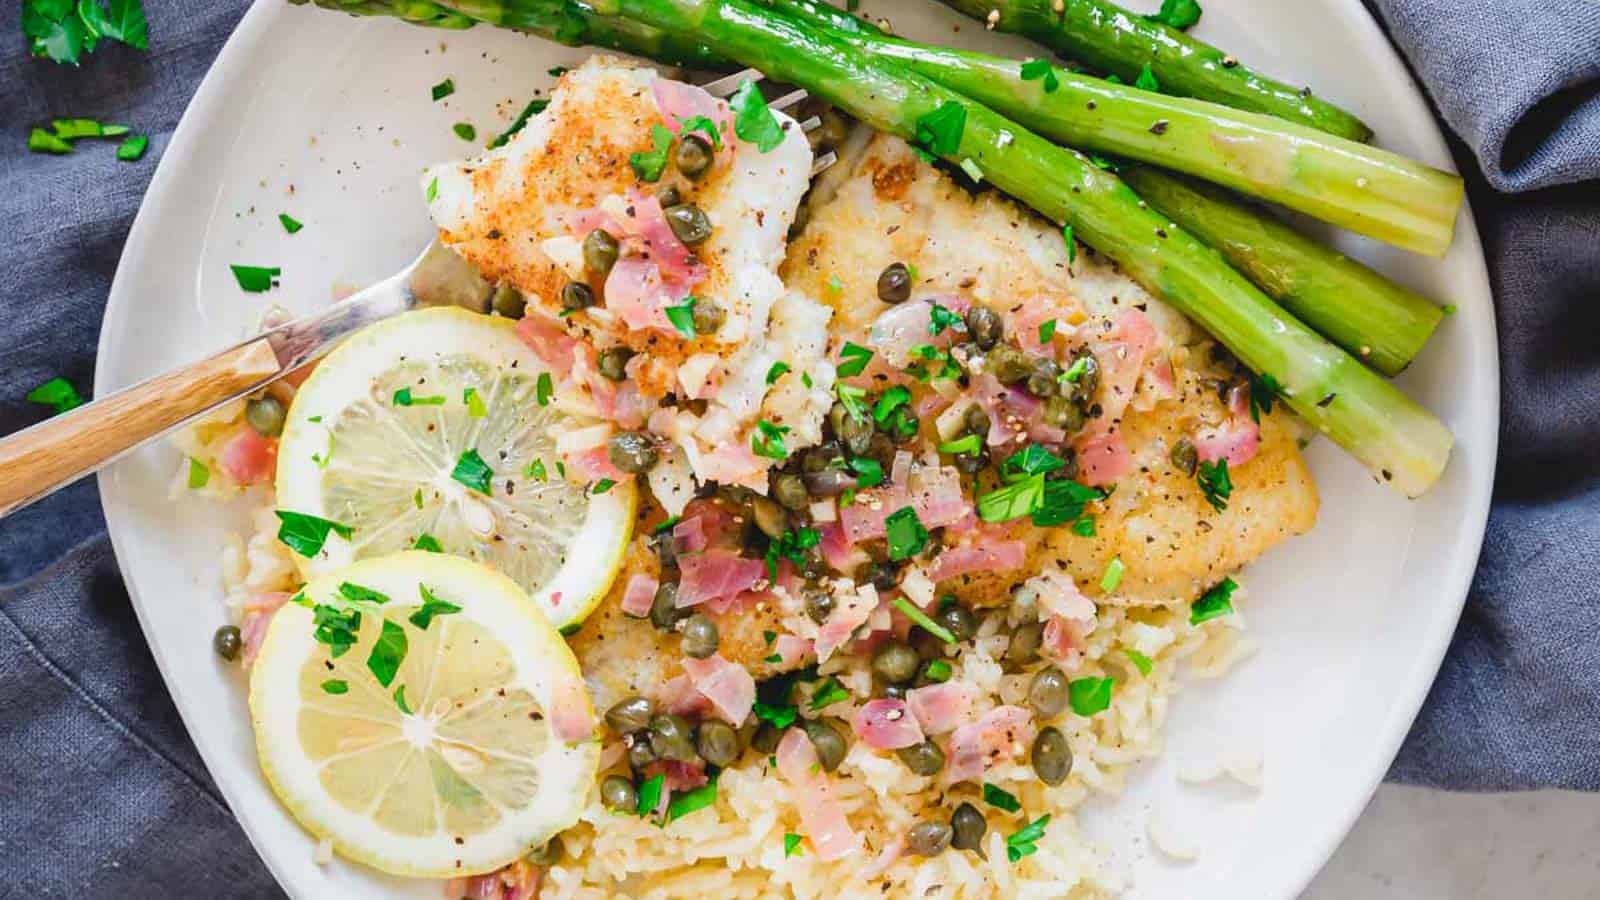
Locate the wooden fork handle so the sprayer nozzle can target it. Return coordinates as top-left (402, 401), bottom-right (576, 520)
top-left (0, 338), bottom-right (283, 517)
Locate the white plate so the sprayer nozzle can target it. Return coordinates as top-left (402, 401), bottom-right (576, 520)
top-left (95, 1), bottom-right (1497, 897)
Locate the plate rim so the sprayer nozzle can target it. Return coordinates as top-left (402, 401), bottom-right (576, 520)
top-left (93, 0), bottom-right (1500, 896)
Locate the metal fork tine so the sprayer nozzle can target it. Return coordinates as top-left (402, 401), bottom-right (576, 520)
top-left (769, 88), bottom-right (809, 112)
top-left (810, 150), bottom-right (838, 176)
top-left (699, 67), bottom-right (763, 98)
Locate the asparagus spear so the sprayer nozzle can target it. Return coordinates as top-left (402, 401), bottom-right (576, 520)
top-left (934, 0), bottom-right (1374, 142)
top-left (1120, 166), bottom-right (1444, 375)
top-left (293, 0), bottom-right (1454, 496)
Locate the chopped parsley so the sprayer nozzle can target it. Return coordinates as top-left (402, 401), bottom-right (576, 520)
top-left (525, 458), bottom-right (547, 482)
top-left (1099, 556), bottom-right (1125, 592)
top-left (666, 776), bottom-right (718, 821)
top-left (765, 361), bottom-right (791, 385)
top-left (928, 303), bottom-right (965, 335)
top-left (752, 419), bottom-right (791, 460)
top-left (274, 510), bottom-right (353, 558)
top-left (411, 533), bottom-right (443, 553)
top-left (979, 445), bottom-right (1102, 526)
top-left (1038, 319), bottom-right (1057, 343)
top-left (592, 478), bottom-right (617, 494)
top-left (1135, 64), bottom-right (1161, 93)
top-left (365, 620), bottom-right (407, 687)
top-left (392, 387), bottom-right (445, 406)
top-left (1248, 372), bottom-right (1283, 423)
top-left (784, 833), bottom-right (804, 857)
top-left (753, 700), bottom-right (799, 729)
top-left (977, 476), bottom-right (1045, 523)
top-left (1071, 516), bottom-right (1096, 537)
top-left (1019, 59), bottom-right (1060, 92)
top-left (489, 98), bottom-right (549, 149)
top-left (278, 213), bottom-right (303, 234)
top-left (1124, 648), bottom-right (1154, 676)
top-left (629, 124), bottom-right (675, 182)
top-left (764, 526), bottom-right (820, 579)
top-left (452, 122), bottom-right (476, 141)
top-left (1006, 814), bottom-right (1051, 863)
top-left (676, 114), bottom-right (723, 150)
top-left (430, 78), bottom-right (454, 101)
top-left (636, 773), bottom-right (665, 817)
top-left (1061, 356), bottom-right (1090, 383)
top-left (425, 177), bottom-right (439, 202)
top-left (884, 506), bottom-right (928, 560)
top-left (913, 101), bottom-right (966, 157)
top-left (310, 603), bottom-right (361, 658)
top-left (450, 448), bottom-right (494, 495)
top-left (338, 582), bottom-right (391, 606)
top-left (186, 457), bottom-right (209, 489)
top-left (115, 133), bottom-right (147, 162)
top-left (536, 371), bottom-right (554, 407)
top-left (892, 597), bottom-right (955, 645)
top-left (665, 297), bottom-right (697, 337)
top-left (938, 434), bottom-right (981, 456)
top-left (808, 676), bottom-right (850, 711)
top-left (836, 342), bottom-right (874, 378)
top-left (983, 782), bottom-right (1022, 813)
top-left (1196, 458), bottom-right (1232, 512)
top-left (1191, 577), bottom-right (1238, 624)
top-left (28, 128), bottom-right (72, 154)
top-left (873, 385), bottom-right (912, 426)
top-left (229, 265), bottom-right (280, 293)
top-left (1146, 0), bottom-right (1202, 30)
top-left (410, 584), bottom-right (462, 629)
top-left (394, 685), bottom-right (414, 715)
top-left (848, 456), bottom-right (883, 488)
top-left (922, 658), bottom-right (952, 682)
top-left (730, 80), bottom-right (785, 152)
top-left (463, 386), bottom-right (488, 418)
top-left (835, 383), bottom-right (869, 421)
top-left (654, 515), bottom-right (682, 535)
top-left (320, 679), bottom-right (348, 695)
top-left (1062, 223), bottom-right (1076, 264)
top-left (26, 376), bottom-right (83, 414)
top-left (24, 0), bottom-right (149, 66)
top-left (1068, 676), bottom-right (1115, 716)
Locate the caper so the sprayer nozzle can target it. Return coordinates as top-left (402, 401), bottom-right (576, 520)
top-left (212, 624), bottom-right (242, 661)
top-left (601, 774), bottom-right (638, 812)
top-left (1032, 726), bottom-right (1073, 785)
top-left (657, 185), bottom-right (683, 208)
top-left (965, 306), bottom-right (1003, 350)
top-left (896, 739), bottom-right (945, 776)
top-left (805, 591), bottom-right (835, 624)
top-left (950, 802), bottom-right (987, 851)
top-left (910, 625), bottom-right (949, 661)
top-left (829, 402), bottom-right (874, 456)
top-left (752, 722), bottom-right (784, 753)
top-left (750, 495), bottom-right (789, 539)
top-left (651, 529), bottom-right (678, 571)
top-left (1028, 666), bottom-right (1070, 718)
top-left (952, 447), bottom-right (989, 475)
top-left (987, 345), bottom-right (1033, 385)
top-left (803, 719), bottom-right (848, 772)
top-left (605, 695), bottom-right (656, 733)
top-left (856, 560), bottom-right (900, 592)
top-left (1170, 438), bottom-right (1199, 476)
top-left (802, 442), bottom-right (843, 473)
top-left (674, 133), bottom-right (715, 179)
top-left (887, 413), bottom-right (920, 445)
top-left (680, 613), bottom-right (720, 659)
top-left (525, 834), bottom-right (563, 866)
top-left (597, 346), bottom-right (633, 382)
top-left (583, 228), bottom-right (620, 275)
top-left (491, 283), bottom-right (526, 319)
top-left (649, 713), bottom-right (699, 762)
top-left (561, 280), bottom-right (595, 312)
top-left (907, 820), bottom-right (953, 856)
top-left (244, 395), bottom-right (286, 438)
top-left (1005, 622), bottom-right (1044, 668)
top-left (1043, 396), bottom-right (1086, 432)
top-left (802, 468), bottom-right (857, 498)
top-left (696, 720), bottom-right (741, 767)
top-left (664, 203), bottom-right (713, 245)
top-left (935, 604), bottom-right (977, 642)
top-left (963, 405), bottom-right (991, 436)
top-left (1066, 347), bottom-right (1100, 400)
top-left (1027, 357), bottom-right (1061, 397)
top-left (650, 582), bottom-right (684, 630)
top-left (876, 262), bottom-right (911, 303)
top-left (606, 430), bottom-right (659, 475)
top-left (627, 735), bottom-right (658, 769)
top-left (871, 641), bottom-right (920, 684)
top-left (691, 299), bottom-right (726, 335)
top-left (881, 682), bottom-right (909, 700)
top-left (771, 473), bottom-right (809, 511)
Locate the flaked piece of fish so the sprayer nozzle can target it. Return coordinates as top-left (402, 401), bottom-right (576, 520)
top-left (423, 58), bottom-right (828, 507)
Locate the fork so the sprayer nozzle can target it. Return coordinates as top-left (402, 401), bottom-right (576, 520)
top-left (0, 70), bottom-right (835, 518)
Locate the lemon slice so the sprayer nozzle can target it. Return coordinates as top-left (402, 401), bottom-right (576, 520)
top-left (276, 306), bottom-right (634, 629)
top-left (250, 551), bottom-right (599, 877)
